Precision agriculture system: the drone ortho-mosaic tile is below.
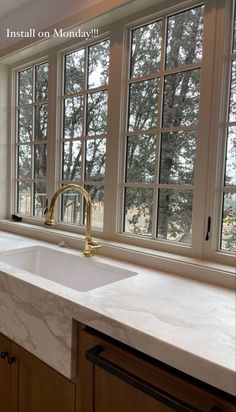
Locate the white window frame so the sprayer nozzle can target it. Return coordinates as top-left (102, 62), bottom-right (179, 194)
top-left (55, 34), bottom-right (110, 233)
top-left (113, 2), bottom-right (207, 258)
top-left (203, 0), bottom-right (235, 266)
top-left (10, 53), bottom-right (51, 222)
top-left (8, 0), bottom-right (235, 268)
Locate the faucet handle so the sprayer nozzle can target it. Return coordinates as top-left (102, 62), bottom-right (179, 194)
top-left (84, 238), bottom-right (102, 257)
top-left (88, 240), bottom-right (101, 249)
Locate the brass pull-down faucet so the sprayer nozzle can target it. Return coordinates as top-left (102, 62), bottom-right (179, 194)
top-left (44, 184), bottom-right (101, 257)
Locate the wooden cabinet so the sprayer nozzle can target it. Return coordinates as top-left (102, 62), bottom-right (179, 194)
top-left (76, 324), bottom-right (236, 412)
top-left (0, 333), bottom-right (75, 412)
top-left (0, 334), bottom-right (12, 412)
top-left (1, 326), bottom-right (236, 412)
top-left (13, 343), bottom-right (75, 412)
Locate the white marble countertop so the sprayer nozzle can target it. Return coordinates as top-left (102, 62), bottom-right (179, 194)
top-left (0, 231), bottom-right (235, 396)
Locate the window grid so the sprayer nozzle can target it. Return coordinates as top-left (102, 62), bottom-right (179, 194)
top-left (16, 62), bottom-right (48, 219)
top-left (59, 39), bottom-right (110, 229)
top-left (122, 5), bottom-right (204, 245)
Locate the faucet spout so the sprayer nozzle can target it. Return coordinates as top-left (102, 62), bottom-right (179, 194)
top-left (44, 184), bottom-right (101, 257)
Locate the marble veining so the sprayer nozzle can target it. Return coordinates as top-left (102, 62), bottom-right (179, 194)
top-left (0, 231), bottom-right (235, 395)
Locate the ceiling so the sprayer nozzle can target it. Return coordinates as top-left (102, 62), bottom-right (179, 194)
top-left (0, 0), bottom-right (32, 20)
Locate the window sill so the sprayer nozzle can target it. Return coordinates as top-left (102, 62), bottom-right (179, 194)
top-left (0, 219), bottom-right (235, 290)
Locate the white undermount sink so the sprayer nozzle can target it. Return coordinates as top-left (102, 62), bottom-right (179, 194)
top-left (0, 246), bottom-right (137, 292)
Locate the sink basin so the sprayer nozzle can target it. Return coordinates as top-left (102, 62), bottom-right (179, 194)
top-left (0, 246), bottom-right (137, 292)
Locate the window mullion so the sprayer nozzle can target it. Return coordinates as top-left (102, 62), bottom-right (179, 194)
top-left (202, 0), bottom-right (233, 262)
top-left (189, 0), bottom-right (219, 259)
top-left (12, 73), bottom-right (18, 217)
top-left (47, 49), bottom-right (58, 210)
top-left (152, 16), bottom-right (167, 240)
top-left (31, 66), bottom-right (36, 216)
top-left (103, 22), bottom-right (127, 240)
top-left (81, 47), bottom-right (89, 227)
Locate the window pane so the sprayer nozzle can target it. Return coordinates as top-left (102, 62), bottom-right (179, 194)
top-left (61, 191), bottom-right (82, 224)
top-left (35, 104), bottom-right (48, 140)
top-left (64, 97), bottom-right (83, 138)
top-left (87, 91), bottom-right (108, 135)
top-left (35, 63), bottom-right (48, 101)
top-left (159, 131), bottom-right (196, 184)
top-left (16, 62), bottom-right (48, 220)
top-left (157, 189), bottom-right (193, 243)
top-left (166, 6), bottom-right (204, 69)
top-left (130, 21), bottom-right (162, 78)
top-left (88, 40), bottom-right (110, 88)
top-left (126, 135), bottom-right (156, 183)
top-left (63, 140), bottom-right (82, 181)
top-left (18, 68), bottom-right (33, 105)
top-left (163, 69), bottom-right (200, 127)
top-left (34, 144), bottom-right (47, 179)
top-left (225, 127), bottom-right (236, 186)
top-left (85, 139), bottom-right (106, 181)
top-left (34, 182), bottom-right (46, 218)
top-left (221, 192), bottom-right (236, 252)
top-left (18, 108), bottom-right (32, 142)
top-left (128, 79), bottom-right (159, 131)
top-left (17, 182), bottom-right (31, 216)
top-left (65, 49), bottom-right (85, 94)
top-left (84, 185), bottom-right (104, 228)
top-left (18, 145), bottom-right (31, 178)
top-left (61, 42), bottom-right (109, 229)
top-left (229, 60), bottom-right (236, 122)
top-left (124, 187), bottom-right (153, 235)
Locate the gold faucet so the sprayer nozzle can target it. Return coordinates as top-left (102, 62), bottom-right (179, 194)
top-left (44, 184), bottom-right (101, 257)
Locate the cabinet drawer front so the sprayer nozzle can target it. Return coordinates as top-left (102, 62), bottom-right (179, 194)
top-left (86, 344), bottom-right (198, 412)
top-left (77, 325), bottom-right (236, 412)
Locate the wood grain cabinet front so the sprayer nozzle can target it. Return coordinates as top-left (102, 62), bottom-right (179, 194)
top-left (1, 327), bottom-right (235, 412)
top-left (0, 332), bottom-right (76, 412)
top-left (12, 342), bottom-right (76, 412)
top-left (0, 334), bottom-right (12, 412)
top-left (76, 324), bottom-right (236, 412)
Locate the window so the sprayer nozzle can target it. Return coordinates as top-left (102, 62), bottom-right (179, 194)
top-left (60, 39), bottom-right (110, 229)
top-left (123, 6), bottom-right (204, 243)
top-left (220, 6), bottom-right (236, 252)
top-left (16, 62), bottom-right (48, 218)
top-left (11, 0), bottom-right (235, 265)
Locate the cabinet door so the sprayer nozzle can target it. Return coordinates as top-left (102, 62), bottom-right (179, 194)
top-left (0, 333), bottom-right (12, 412)
top-left (12, 343), bottom-right (75, 412)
